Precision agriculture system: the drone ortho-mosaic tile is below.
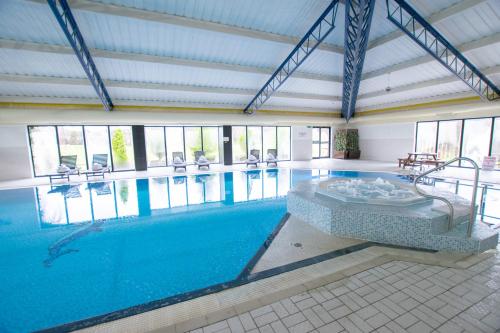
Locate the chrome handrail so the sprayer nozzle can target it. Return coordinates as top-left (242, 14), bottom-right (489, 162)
top-left (413, 157), bottom-right (480, 237)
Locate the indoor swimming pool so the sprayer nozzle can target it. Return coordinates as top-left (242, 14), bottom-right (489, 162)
top-left (0, 169), bottom-right (498, 332)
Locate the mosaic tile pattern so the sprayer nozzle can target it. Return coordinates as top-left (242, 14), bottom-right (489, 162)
top-left (287, 185), bottom-right (498, 253)
top-left (192, 254), bottom-right (500, 333)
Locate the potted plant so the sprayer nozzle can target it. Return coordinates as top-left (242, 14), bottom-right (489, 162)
top-left (334, 129), bottom-right (360, 159)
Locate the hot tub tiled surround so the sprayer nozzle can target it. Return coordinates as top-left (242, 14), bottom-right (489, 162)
top-left (287, 179), bottom-right (499, 253)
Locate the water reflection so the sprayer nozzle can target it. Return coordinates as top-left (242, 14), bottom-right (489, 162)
top-left (35, 170), bottom-right (294, 227)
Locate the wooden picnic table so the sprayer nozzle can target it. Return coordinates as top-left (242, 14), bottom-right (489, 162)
top-left (399, 152), bottom-right (445, 169)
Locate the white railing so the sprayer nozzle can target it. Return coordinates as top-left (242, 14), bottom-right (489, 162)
top-left (413, 157), bottom-right (479, 237)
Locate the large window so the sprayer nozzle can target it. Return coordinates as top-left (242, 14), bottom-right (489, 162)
top-left (146, 126), bottom-right (220, 165)
top-left (110, 126), bottom-right (135, 171)
top-left (184, 127), bottom-right (202, 163)
top-left (57, 126), bottom-right (87, 170)
top-left (437, 120), bottom-right (462, 161)
top-left (247, 126), bottom-right (262, 158)
top-left (312, 127), bottom-right (330, 158)
top-left (461, 118), bottom-right (492, 166)
top-left (202, 127), bottom-right (220, 163)
top-left (28, 126), bottom-right (59, 176)
top-left (263, 127), bottom-right (277, 157)
top-left (145, 127), bottom-right (166, 167)
top-left (165, 127), bottom-right (184, 165)
top-left (416, 117), bottom-right (499, 169)
top-left (84, 126), bottom-right (111, 169)
top-left (415, 122), bottom-right (437, 153)
top-left (231, 126), bottom-right (291, 163)
top-left (232, 126), bottom-right (247, 163)
top-left (277, 127), bottom-right (291, 160)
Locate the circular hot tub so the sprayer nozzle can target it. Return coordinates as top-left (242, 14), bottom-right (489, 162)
top-left (316, 177), bottom-right (431, 206)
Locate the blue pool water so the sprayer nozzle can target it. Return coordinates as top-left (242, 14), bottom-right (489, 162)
top-left (0, 169), bottom-right (496, 332)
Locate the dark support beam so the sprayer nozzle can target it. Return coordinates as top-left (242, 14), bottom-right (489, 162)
top-left (222, 125), bottom-right (233, 165)
top-left (341, 0), bottom-right (376, 122)
top-left (243, 0), bottom-right (340, 114)
top-left (132, 125), bottom-right (147, 171)
top-left (386, 0), bottom-right (500, 102)
top-left (47, 0), bottom-right (114, 111)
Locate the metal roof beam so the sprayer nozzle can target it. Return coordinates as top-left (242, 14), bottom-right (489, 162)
top-left (28, 0), bottom-right (344, 55)
top-left (244, 0), bottom-right (341, 114)
top-left (46, 0), bottom-right (113, 111)
top-left (368, 0), bottom-right (487, 51)
top-left (386, 0), bottom-right (500, 101)
top-left (358, 65), bottom-right (500, 100)
top-left (341, 0), bottom-right (376, 121)
top-left (362, 32), bottom-right (500, 81)
top-left (0, 73), bottom-right (341, 102)
top-left (0, 39), bottom-right (342, 83)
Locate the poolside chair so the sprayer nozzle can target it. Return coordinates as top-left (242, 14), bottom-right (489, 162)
top-left (194, 151), bottom-right (210, 170)
top-left (91, 154), bottom-right (110, 172)
top-left (265, 149), bottom-right (278, 167)
top-left (246, 149), bottom-right (260, 168)
top-left (59, 155), bottom-right (80, 175)
top-left (172, 152), bottom-right (187, 172)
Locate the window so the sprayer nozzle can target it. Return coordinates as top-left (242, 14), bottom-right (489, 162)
top-left (145, 127), bottom-right (166, 167)
top-left (247, 126), bottom-right (262, 158)
top-left (57, 126), bottom-right (87, 170)
top-left (184, 127), bottom-right (202, 163)
top-left (312, 127), bottom-right (330, 158)
top-left (85, 126), bottom-right (111, 170)
top-left (263, 127), bottom-right (276, 157)
top-left (232, 126), bottom-right (247, 163)
top-left (491, 118), bottom-right (500, 169)
top-left (437, 120), bottom-right (462, 161)
top-left (110, 126), bottom-right (135, 171)
top-left (415, 122), bottom-right (437, 153)
top-left (277, 127), bottom-right (291, 160)
top-left (416, 117), bottom-right (499, 169)
top-left (28, 126), bottom-right (59, 176)
top-left (165, 127), bottom-right (184, 165)
top-left (461, 118), bottom-right (492, 166)
top-left (202, 127), bottom-right (220, 163)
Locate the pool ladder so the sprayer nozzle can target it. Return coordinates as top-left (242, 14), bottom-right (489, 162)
top-left (413, 157), bottom-right (479, 238)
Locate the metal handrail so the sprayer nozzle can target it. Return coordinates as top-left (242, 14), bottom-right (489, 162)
top-left (413, 157), bottom-right (480, 237)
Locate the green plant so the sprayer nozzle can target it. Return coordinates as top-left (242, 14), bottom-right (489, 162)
top-left (334, 129), bottom-right (359, 151)
top-left (112, 129), bottom-right (128, 164)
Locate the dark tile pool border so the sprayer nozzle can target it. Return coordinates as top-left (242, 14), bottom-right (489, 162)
top-left (36, 214), bottom-right (435, 333)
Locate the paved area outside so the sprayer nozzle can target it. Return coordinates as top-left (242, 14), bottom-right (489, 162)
top-left (191, 252), bottom-right (500, 333)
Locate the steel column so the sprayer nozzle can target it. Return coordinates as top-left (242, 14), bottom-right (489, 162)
top-left (386, 0), bottom-right (500, 102)
top-left (341, 0), bottom-right (376, 122)
top-left (47, 0), bottom-right (114, 111)
top-left (243, 0), bottom-right (340, 114)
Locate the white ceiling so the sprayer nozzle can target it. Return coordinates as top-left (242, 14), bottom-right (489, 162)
top-left (0, 0), bottom-right (499, 114)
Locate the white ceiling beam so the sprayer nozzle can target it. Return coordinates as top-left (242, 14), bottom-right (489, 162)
top-left (362, 31), bottom-right (500, 81)
top-left (0, 39), bottom-right (341, 83)
top-left (367, 0), bottom-right (487, 51)
top-left (358, 65), bottom-right (500, 100)
top-left (0, 73), bottom-right (341, 101)
top-left (28, 0), bottom-right (344, 55)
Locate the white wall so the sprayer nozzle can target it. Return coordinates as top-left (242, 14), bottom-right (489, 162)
top-left (357, 122), bottom-right (415, 162)
top-left (0, 125), bottom-right (32, 180)
top-left (291, 126), bottom-right (312, 161)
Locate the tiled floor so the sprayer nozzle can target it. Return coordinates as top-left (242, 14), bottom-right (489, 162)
top-left (192, 253), bottom-right (500, 333)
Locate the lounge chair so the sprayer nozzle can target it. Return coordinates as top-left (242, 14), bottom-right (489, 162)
top-left (60, 155), bottom-right (80, 175)
top-left (82, 154), bottom-right (111, 179)
top-left (194, 151), bottom-right (210, 170)
top-left (265, 149), bottom-right (279, 167)
top-left (246, 149), bottom-right (260, 168)
top-left (172, 152), bottom-right (187, 172)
